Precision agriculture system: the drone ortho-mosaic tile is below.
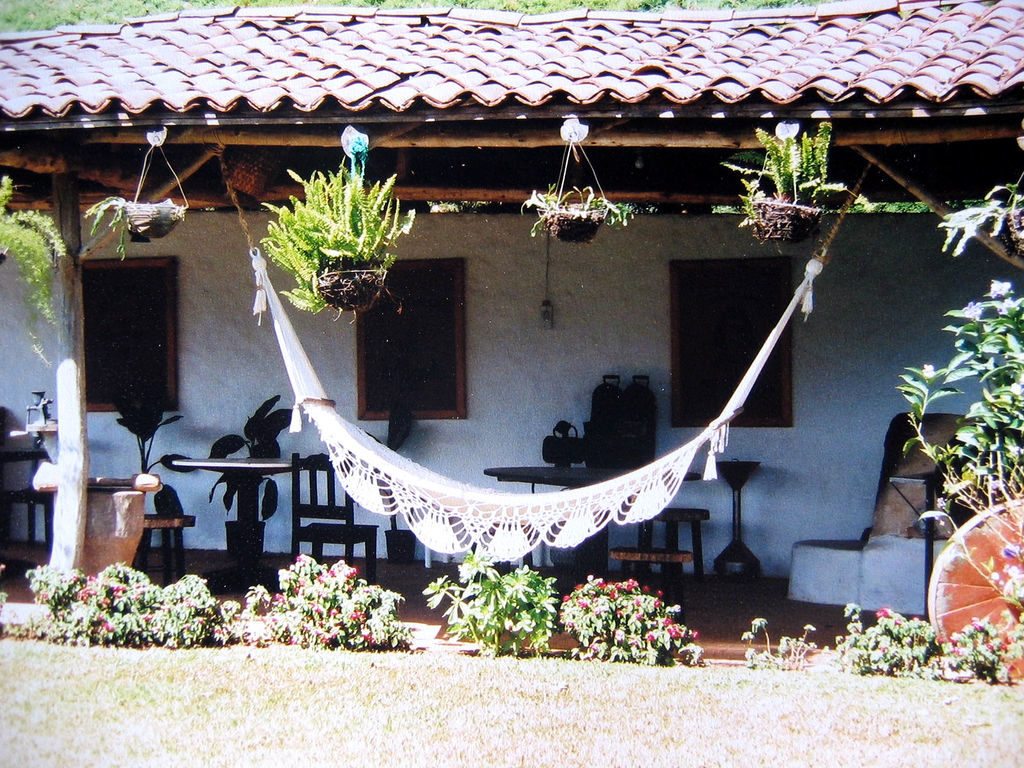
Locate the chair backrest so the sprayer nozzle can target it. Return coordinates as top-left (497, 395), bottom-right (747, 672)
top-left (870, 412), bottom-right (960, 538)
top-left (291, 453), bottom-right (354, 528)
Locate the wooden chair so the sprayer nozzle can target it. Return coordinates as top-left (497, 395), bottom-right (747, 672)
top-left (0, 449), bottom-right (54, 549)
top-left (291, 453), bottom-right (378, 582)
top-left (135, 514), bottom-right (196, 584)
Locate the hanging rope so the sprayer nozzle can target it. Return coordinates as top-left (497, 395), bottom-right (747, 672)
top-left (554, 117), bottom-right (607, 200)
top-left (135, 127), bottom-right (189, 208)
top-left (814, 163), bottom-right (871, 266)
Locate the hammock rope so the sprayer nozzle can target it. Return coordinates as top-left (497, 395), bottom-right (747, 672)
top-left (249, 250), bottom-right (824, 560)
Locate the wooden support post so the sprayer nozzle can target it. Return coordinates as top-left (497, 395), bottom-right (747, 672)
top-left (852, 145), bottom-right (1023, 270)
top-left (48, 172), bottom-right (89, 571)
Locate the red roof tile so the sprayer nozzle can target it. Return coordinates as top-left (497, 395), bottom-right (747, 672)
top-left (0, 0), bottom-right (1021, 122)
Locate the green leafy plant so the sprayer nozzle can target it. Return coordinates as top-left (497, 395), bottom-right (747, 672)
top-left (559, 576), bottom-right (703, 666)
top-left (522, 184), bottom-right (633, 238)
top-left (424, 552), bottom-right (558, 657)
top-left (723, 121), bottom-right (846, 224)
top-left (206, 394), bottom-right (291, 520)
top-left (741, 617), bottom-right (817, 671)
top-left (0, 174), bottom-right (65, 326)
top-left (835, 605), bottom-right (944, 680)
top-left (22, 563), bottom-right (235, 648)
top-left (939, 182), bottom-right (1022, 258)
top-left (898, 280), bottom-right (1024, 511)
top-left (114, 390), bottom-right (185, 516)
top-left (239, 555), bottom-right (412, 651)
top-left (262, 165), bottom-right (415, 314)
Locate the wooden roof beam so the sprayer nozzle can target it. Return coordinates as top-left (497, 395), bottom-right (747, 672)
top-left (852, 144), bottom-right (1023, 270)
top-left (75, 121), bottom-right (1022, 150)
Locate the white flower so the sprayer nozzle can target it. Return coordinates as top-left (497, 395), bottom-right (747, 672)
top-left (989, 280), bottom-right (1012, 298)
top-left (922, 364), bottom-right (936, 378)
top-left (775, 121), bottom-right (800, 140)
top-left (1011, 382), bottom-right (1024, 397)
top-left (962, 302), bottom-right (983, 320)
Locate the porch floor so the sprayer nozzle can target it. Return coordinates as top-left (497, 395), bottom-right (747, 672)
top-left (0, 543), bottom-right (850, 661)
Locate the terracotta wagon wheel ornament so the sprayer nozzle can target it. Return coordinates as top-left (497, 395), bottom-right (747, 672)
top-left (928, 500), bottom-right (1024, 676)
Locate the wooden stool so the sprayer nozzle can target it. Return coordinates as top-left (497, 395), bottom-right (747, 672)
top-left (609, 547), bottom-right (693, 620)
top-left (136, 515), bottom-right (196, 584)
top-left (639, 507), bottom-right (709, 580)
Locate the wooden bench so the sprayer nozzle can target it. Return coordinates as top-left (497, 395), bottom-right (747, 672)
top-left (135, 514), bottom-right (196, 584)
top-left (609, 547), bottom-right (693, 620)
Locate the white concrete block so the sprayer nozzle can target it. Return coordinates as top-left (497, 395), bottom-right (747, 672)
top-left (787, 539), bottom-right (864, 606)
top-left (857, 534), bottom-right (948, 616)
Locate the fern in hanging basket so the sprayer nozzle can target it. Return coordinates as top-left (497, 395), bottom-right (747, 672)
top-left (523, 185), bottom-right (632, 244)
top-left (723, 122), bottom-right (846, 243)
top-left (262, 165), bottom-right (415, 314)
top-left (939, 182), bottom-right (1023, 259)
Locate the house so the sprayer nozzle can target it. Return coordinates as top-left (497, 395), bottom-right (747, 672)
top-left (0, 1), bottom-right (1022, 608)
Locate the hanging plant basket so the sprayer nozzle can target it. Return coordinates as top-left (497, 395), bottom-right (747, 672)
top-left (221, 148), bottom-right (281, 198)
top-left (750, 198), bottom-right (821, 243)
top-left (1002, 205), bottom-right (1024, 258)
top-left (541, 205), bottom-right (608, 244)
top-left (317, 268), bottom-right (387, 313)
top-left (125, 199), bottom-right (187, 241)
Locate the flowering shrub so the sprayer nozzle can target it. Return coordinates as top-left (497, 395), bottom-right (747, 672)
top-left (835, 605), bottom-right (943, 680)
top-left (742, 617), bottom-right (817, 671)
top-left (424, 552), bottom-right (558, 657)
top-left (23, 563), bottom-right (234, 648)
top-left (559, 576), bottom-right (703, 667)
top-left (241, 555), bottom-right (411, 651)
top-left (899, 280), bottom-right (1024, 511)
top-left (944, 614), bottom-right (1024, 684)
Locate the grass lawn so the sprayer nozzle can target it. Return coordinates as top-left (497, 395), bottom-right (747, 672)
top-left (2, 639), bottom-right (1023, 767)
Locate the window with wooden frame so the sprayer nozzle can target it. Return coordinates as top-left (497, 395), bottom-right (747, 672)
top-left (670, 257), bottom-right (792, 428)
top-left (357, 258), bottom-right (466, 420)
top-left (82, 257), bottom-right (178, 412)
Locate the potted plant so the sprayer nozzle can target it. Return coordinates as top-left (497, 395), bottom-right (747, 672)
top-left (939, 181), bottom-right (1023, 258)
top-left (0, 174), bottom-right (65, 326)
top-left (113, 390), bottom-right (185, 517)
top-left (206, 395), bottom-right (292, 558)
top-left (262, 162), bottom-right (415, 315)
top-left (86, 197), bottom-right (185, 258)
top-left (85, 128), bottom-right (188, 258)
top-left (523, 185), bottom-right (632, 244)
top-left (723, 121), bottom-right (846, 243)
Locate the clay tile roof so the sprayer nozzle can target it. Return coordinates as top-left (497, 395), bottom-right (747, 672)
top-left (0, 0), bottom-right (1022, 122)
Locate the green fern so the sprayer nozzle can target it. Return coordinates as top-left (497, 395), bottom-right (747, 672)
top-left (262, 165), bottom-right (415, 314)
top-left (0, 175), bottom-right (65, 325)
top-left (723, 122), bottom-right (844, 221)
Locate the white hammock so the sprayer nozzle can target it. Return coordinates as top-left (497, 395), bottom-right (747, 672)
top-left (251, 251), bottom-right (823, 560)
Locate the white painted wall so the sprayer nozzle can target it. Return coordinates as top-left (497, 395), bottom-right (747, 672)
top-left (0, 210), bottom-right (1004, 575)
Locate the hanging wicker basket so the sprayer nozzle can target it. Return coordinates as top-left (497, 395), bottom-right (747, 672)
top-left (541, 206), bottom-right (607, 244)
top-left (221, 148), bottom-right (281, 198)
top-left (125, 199), bottom-right (186, 240)
top-left (1002, 206), bottom-right (1024, 258)
top-left (751, 199), bottom-right (821, 243)
top-left (317, 268), bottom-right (387, 313)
